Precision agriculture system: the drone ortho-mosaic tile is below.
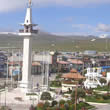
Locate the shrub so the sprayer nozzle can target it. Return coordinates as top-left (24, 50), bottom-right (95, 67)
top-left (71, 88), bottom-right (86, 103)
top-left (100, 78), bottom-right (107, 84)
top-left (56, 74), bottom-right (62, 79)
top-left (64, 103), bottom-right (69, 110)
top-left (41, 92), bottom-right (52, 100)
top-left (50, 81), bottom-right (61, 87)
top-left (66, 100), bottom-right (73, 105)
top-left (44, 101), bottom-right (50, 109)
top-left (59, 100), bottom-right (65, 106)
top-left (37, 102), bottom-right (44, 110)
top-left (52, 100), bottom-right (58, 107)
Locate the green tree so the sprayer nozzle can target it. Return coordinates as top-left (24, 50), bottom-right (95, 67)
top-left (56, 74), bottom-right (62, 79)
top-left (41, 92), bottom-right (51, 100)
top-left (100, 78), bottom-right (107, 85)
top-left (71, 88), bottom-right (85, 103)
top-left (64, 103), bottom-right (69, 110)
top-left (59, 100), bottom-right (65, 105)
top-left (52, 100), bottom-right (58, 107)
top-left (44, 101), bottom-right (50, 109)
top-left (107, 81), bottom-right (110, 94)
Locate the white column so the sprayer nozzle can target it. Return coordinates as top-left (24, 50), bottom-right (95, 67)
top-left (20, 36), bottom-right (32, 91)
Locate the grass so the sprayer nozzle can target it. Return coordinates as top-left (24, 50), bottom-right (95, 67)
top-left (77, 102), bottom-right (95, 110)
top-left (94, 86), bottom-right (110, 91)
top-left (1, 35), bottom-right (110, 52)
top-left (85, 94), bottom-right (110, 103)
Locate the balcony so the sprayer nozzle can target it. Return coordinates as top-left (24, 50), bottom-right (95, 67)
top-left (19, 29), bottom-right (38, 34)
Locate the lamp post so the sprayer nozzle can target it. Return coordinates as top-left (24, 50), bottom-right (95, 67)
top-left (6, 43), bottom-right (10, 86)
top-left (4, 82), bottom-right (7, 107)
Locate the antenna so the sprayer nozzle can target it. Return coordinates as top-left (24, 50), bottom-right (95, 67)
top-left (29, 0), bottom-right (32, 7)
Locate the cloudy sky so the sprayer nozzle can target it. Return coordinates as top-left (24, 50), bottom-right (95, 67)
top-left (0, 0), bottom-right (110, 36)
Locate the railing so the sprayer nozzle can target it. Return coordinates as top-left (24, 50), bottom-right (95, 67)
top-left (19, 29), bottom-right (38, 34)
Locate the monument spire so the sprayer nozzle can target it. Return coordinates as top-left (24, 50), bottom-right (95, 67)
top-left (19, 0), bottom-right (38, 92)
top-left (29, 0), bottom-right (32, 7)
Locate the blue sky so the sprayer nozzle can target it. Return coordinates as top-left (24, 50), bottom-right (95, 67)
top-left (0, 0), bottom-right (110, 36)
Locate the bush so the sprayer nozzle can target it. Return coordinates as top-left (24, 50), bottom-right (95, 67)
top-left (77, 102), bottom-right (93, 110)
top-left (64, 103), bottom-right (69, 110)
top-left (44, 101), bottom-right (50, 109)
top-left (66, 100), bottom-right (73, 105)
top-left (71, 88), bottom-right (86, 103)
top-left (100, 78), bottom-right (107, 85)
top-left (52, 101), bottom-right (58, 107)
top-left (56, 74), bottom-right (62, 79)
top-left (59, 100), bottom-right (65, 106)
top-left (37, 102), bottom-right (44, 110)
top-left (41, 92), bottom-right (52, 100)
top-left (94, 85), bottom-right (110, 91)
top-left (50, 81), bottom-right (61, 87)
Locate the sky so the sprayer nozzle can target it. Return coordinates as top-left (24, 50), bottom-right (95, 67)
top-left (0, 0), bottom-right (110, 36)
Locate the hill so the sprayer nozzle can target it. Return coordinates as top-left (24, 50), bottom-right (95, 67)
top-left (0, 31), bottom-right (109, 52)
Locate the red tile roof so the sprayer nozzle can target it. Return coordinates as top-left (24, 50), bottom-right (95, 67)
top-left (70, 69), bottom-right (77, 73)
top-left (68, 59), bottom-right (84, 64)
top-left (32, 62), bottom-right (41, 66)
top-left (57, 61), bottom-right (69, 65)
top-left (61, 73), bottom-right (85, 79)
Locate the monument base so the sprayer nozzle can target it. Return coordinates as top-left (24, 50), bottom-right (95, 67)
top-left (18, 81), bottom-right (32, 93)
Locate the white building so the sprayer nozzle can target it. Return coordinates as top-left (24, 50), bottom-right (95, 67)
top-left (84, 68), bottom-right (102, 89)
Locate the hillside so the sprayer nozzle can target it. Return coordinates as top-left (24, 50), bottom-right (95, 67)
top-left (0, 31), bottom-right (109, 52)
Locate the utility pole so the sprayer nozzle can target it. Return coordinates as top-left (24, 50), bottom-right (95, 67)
top-left (4, 82), bottom-right (7, 107)
top-left (74, 59), bottom-right (79, 110)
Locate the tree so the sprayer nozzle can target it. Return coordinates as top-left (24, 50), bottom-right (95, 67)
top-left (100, 78), bottom-right (107, 85)
top-left (44, 101), bottom-right (50, 109)
top-left (71, 88), bottom-right (85, 103)
top-left (107, 81), bottom-right (110, 94)
top-left (52, 100), bottom-right (58, 107)
top-left (37, 102), bottom-right (44, 110)
top-left (59, 99), bottom-right (65, 106)
top-left (41, 92), bottom-right (52, 100)
top-left (64, 103), bottom-right (69, 110)
top-left (56, 74), bottom-right (62, 79)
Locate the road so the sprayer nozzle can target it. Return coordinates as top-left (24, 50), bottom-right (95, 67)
top-left (88, 102), bottom-right (110, 110)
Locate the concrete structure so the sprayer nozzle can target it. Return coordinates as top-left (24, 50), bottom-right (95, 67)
top-left (107, 72), bottom-right (110, 83)
top-left (19, 0), bottom-right (38, 92)
top-left (61, 70), bottom-right (85, 92)
top-left (84, 68), bottom-right (102, 89)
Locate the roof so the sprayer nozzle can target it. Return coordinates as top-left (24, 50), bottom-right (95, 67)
top-left (61, 73), bottom-right (85, 79)
top-left (70, 69), bottom-right (77, 73)
top-left (8, 61), bottom-right (41, 66)
top-left (57, 61), bottom-right (69, 65)
top-left (32, 62), bottom-right (41, 66)
top-left (68, 59), bottom-right (84, 64)
top-left (8, 61), bottom-right (22, 65)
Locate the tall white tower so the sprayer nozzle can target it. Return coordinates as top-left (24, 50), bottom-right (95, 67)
top-left (19, 0), bottom-right (38, 92)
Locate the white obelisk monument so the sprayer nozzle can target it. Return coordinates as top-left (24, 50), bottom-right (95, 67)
top-left (19, 0), bottom-right (38, 92)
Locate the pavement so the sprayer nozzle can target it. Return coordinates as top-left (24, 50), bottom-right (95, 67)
top-left (88, 102), bottom-right (110, 110)
top-left (1, 75), bottom-right (110, 110)
top-left (0, 74), bottom-right (57, 110)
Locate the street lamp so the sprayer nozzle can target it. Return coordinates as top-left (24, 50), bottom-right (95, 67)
top-left (6, 43), bottom-right (10, 85)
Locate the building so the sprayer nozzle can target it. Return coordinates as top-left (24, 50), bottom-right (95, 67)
top-left (57, 61), bottom-right (70, 73)
top-left (68, 59), bottom-right (84, 72)
top-left (84, 50), bottom-right (97, 56)
top-left (0, 51), bottom-right (7, 77)
top-left (61, 70), bottom-right (85, 92)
